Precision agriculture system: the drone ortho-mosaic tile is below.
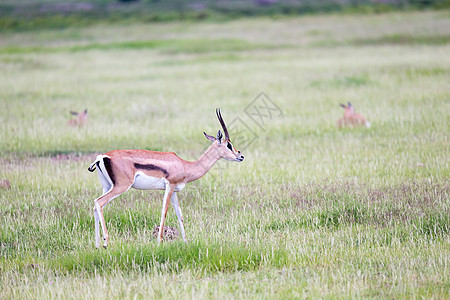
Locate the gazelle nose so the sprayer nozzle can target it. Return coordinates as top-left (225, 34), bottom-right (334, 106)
top-left (240, 155), bottom-right (244, 160)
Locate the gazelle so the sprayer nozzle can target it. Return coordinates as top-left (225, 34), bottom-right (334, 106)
top-left (337, 102), bottom-right (370, 128)
top-left (88, 109), bottom-right (244, 248)
top-left (68, 109), bottom-right (88, 127)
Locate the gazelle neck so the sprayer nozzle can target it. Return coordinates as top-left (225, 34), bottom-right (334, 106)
top-left (185, 143), bottom-right (221, 183)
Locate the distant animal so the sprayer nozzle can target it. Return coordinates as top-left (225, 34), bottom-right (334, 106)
top-left (0, 179), bottom-right (11, 189)
top-left (68, 109), bottom-right (88, 127)
top-left (337, 102), bottom-right (370, 128)
top-left (88, 109), bottom-right (244, 249)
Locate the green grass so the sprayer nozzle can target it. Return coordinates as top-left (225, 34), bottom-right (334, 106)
top-left (0, 10), bottom-right (449, 299)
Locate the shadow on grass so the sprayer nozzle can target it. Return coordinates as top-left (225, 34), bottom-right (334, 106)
top-left (0, 38), bottom-right (280, 55)
top-left (351, 34), bottom-right (450, 46)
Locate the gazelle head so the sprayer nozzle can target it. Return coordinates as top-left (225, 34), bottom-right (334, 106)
top-left (68, 109), bottom-right (88, 127)
top-left (340, 102), bottom-right (355, 118)
top-left (338, 102), bottom-right (370, 128)
top-left (203, 109), bottom-right (244, 162)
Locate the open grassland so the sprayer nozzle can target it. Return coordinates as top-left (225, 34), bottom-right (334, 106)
top-left (0, 10), bottom-right (449, 298)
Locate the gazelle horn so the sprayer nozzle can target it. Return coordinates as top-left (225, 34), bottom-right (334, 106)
top-left (216, 108), bottom-right (230, 141)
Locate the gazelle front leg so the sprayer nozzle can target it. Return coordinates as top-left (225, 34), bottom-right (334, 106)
top-left (170, 192), bottom-right (187, 242)
top-left (158, 184), bottom-right (175, 244)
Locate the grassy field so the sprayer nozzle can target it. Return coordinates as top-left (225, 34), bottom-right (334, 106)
top-left (0, 10), bottom-right (449, 298)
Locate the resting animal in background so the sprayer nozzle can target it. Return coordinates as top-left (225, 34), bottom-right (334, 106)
top-left (67, 109), bottom-right (88, 127)
top-left (0, 179), bottom-right (11, 189)
top-left (88, 109), bottom-right (244, 249)
top-left (337, 102), bottom-right (370, 128)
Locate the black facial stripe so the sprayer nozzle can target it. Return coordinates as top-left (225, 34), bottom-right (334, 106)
top-left (103, 157), bottom-right (115, 185)
top-left (134, 163), bottom-right (169, 177)
top-left (227, 142), bottom-right (233, 151)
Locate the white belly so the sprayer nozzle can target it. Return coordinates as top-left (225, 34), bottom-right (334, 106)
top-left (132, 172), bottom-right (186, 191)
top-left (132, 172), bottom-right (166, 190)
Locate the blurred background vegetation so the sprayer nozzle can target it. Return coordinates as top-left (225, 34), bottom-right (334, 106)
top-left (1, 0), bottom-right (450, 31)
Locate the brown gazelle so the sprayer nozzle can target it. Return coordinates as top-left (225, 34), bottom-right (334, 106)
top-left (68, 109), bottom-right (88, 127)
top-left (337, 102), bottom-right (370, 128)
top-left (88, 109), bottom-right (244, 248)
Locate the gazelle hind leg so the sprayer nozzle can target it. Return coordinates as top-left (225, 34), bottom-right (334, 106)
top-left (94, 206), bottom-right (101, 248)
top-left (93, 198), bottom-right (110, 249)
top-left (94, 184), bottom-right (131, 248)
top-left (94, 169), bottom-right (112, 248)
top-left (158, 184), bottom-right (175, 244)
top-left (170, 192), bottom-right (187, 242)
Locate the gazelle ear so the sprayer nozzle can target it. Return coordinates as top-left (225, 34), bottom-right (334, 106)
top-left (203, 132), bottom-right (216, 143)
top-left (216, 130), bottom-right (223, 143)
top-left (347, 102), bottom-right (355, 111)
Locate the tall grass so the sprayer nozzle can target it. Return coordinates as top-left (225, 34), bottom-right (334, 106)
top-left (0, 10), bottom-right (449, 298)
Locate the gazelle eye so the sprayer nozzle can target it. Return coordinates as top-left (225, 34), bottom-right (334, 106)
top-left (227, 142), bottom-right (233, 151)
